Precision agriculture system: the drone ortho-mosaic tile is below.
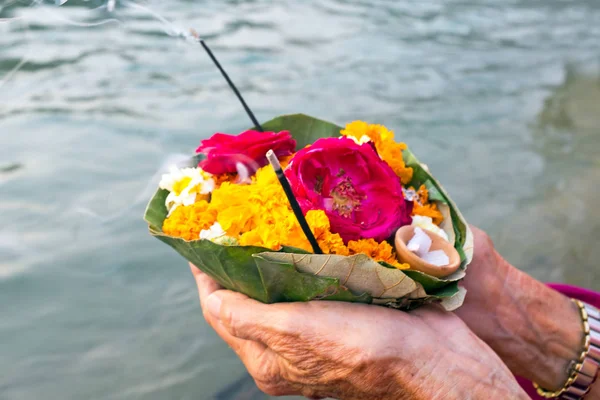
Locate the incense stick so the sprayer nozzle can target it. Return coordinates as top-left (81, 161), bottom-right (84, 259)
top-left (266, 150), bottom-right (323, 254)
top-left (197, 38), bottom-right (264, 132)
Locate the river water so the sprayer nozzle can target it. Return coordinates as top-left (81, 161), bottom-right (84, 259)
top-left (1, 1), bottom-right (599, 399)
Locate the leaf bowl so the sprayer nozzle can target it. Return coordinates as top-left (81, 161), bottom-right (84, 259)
top-left (144, 114), bottom-right (474, 311)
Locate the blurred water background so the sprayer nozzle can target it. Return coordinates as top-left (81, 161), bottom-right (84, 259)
top-left (1, 0), bottom-right (599, 399)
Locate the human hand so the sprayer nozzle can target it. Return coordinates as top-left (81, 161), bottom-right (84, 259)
top-left (454, 226), bottom-right (583, 391)
top-left (191, 264), bottom-right (528, 400)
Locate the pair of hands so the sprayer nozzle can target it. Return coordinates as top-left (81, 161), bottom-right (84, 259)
top-left (191, 227), bottom-right (579, 399)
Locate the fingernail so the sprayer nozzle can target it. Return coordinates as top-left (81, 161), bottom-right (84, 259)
top-left (206, 293), bottom-right (222, 320)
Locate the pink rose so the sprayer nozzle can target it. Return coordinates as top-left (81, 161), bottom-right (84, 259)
top-left (285, 137), bottom-right (412, 242)
top-left (196, 130), bottom-right (296, 175)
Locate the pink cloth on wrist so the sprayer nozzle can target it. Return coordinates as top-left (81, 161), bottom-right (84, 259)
top-left (517, 283), bottom-right (600, 399)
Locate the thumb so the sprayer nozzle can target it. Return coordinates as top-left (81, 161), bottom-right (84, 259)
top-left (205, 290), bottom-right (300, 347)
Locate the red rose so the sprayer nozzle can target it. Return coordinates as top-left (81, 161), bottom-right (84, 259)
top-left (196, 130), bottom-right (296, 175)
top-left (285, 137), bottom-right (413, 242)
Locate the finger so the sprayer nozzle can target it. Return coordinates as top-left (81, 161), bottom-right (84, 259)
top-left (190, 267), bottom-right (299, 396)
top-left (203, 307), bottom-right (299, 397)
top-left (191, 267), bottom-right (278, 377)
top-left (191, 264), bottom-right (267, 357)
top-left (204, 302), bottom-right (269, 358)
top-left (189, 263), bottom-right (286, 348)
top-left (205, 290), bottom-right (302, 349)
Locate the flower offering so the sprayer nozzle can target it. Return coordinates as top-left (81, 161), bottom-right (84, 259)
top-left (145, 114), bottom-right (473, 310)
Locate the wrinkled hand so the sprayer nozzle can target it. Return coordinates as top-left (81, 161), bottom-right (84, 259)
top-left (191, 264), bottom-right (527, 400)
top-left (455, 226), bottom-right (583, 390)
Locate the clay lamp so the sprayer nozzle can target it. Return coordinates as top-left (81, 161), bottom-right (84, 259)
top-left (394, 225), bottom-right (461, 278)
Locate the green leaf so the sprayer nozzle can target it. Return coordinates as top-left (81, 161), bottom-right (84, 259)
top-left (144, 189), bottom-right (169, 231)
top-left (403, 148), bottom-right (468, 260)
top-left (402, 269), bottom-right (466, 292)
top-left (429, 281), bottom-right (461, 299)
top-left (424, 180), bottom-right (446, 204)
top-left (260, 113), bottom-right (342, 148)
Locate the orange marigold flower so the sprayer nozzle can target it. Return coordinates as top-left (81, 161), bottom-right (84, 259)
top-left (413, 204), bottom-right (443, 226)
top-left (341, 121), bottom-right (413, 184)
top-left (416, 184), bottom-right (429, 202)
top-left (213, 173), bottom-right (237, 187)
top-left (411, 185), bottom-right (444, 225)
top-left (279, 154), bottom-right (294, 169)
top-left (305, 211), bottom-right (349, 255)
top-left (319, 232), bottom-right (349, 256)
top-left (379, 144), bottom-right (413, 184)
top-left (347, 238), bottom-right (409, 270)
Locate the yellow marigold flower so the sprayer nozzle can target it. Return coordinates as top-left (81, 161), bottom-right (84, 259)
top-left (205, 182), bottom-right (256, 236)
top-left (163, 200), bottom-right (217, 241)
top-left (280, 210), bottom-right (350, 254)
top-left (204, 164), bottom-right (299, 247)
top-left (239, 226), bottom-right (284, 250)
top-left (217, 205), bottom-right (260, 237)
top-left (347, 238), bottom-right (409, 270)
top-left (341, 121), bottom-right (391, 148)
top-left (341, 121), bottom-right (413, 184)
top-left (305, 209), bottom-right (330, 236)
top-left (253, 165), bottom-right (279, 187)
top-left (279, 211), bottom-right (316, 252)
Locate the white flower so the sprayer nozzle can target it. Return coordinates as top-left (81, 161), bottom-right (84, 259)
top-left (159, 166), bottom-right (215, 215)
top-left (343, 135), bottom-right (372, 145)
top-left (411, 215), bottom-right (449, 242)
top-left (200, 222), bottom-right (227, 240)
top-left (199, 222), bottom-right (238, 245)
